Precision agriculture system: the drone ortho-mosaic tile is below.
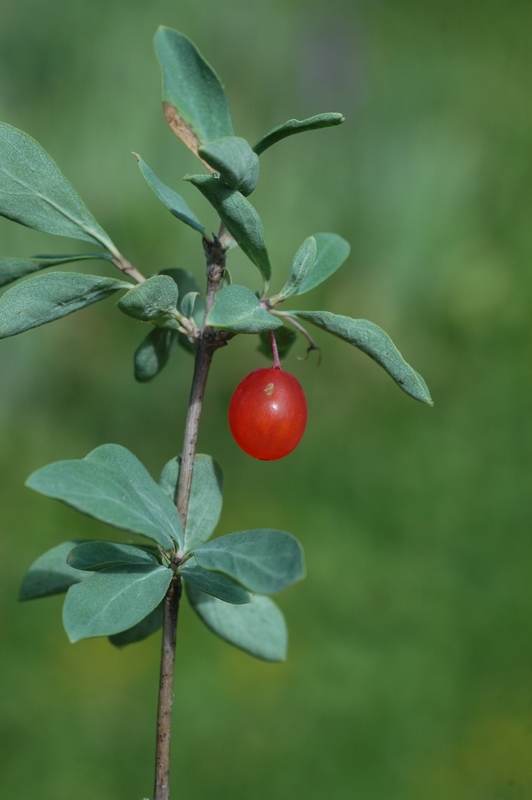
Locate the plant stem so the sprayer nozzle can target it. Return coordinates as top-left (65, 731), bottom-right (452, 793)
top-left (271, 311), bottom-right (322, 364)
top-left (153, 236), bottom-right (226, 800)
top-left (111, 252), bottom-right (146, 284)
top-left (153, 576), bottom-right (181, 800)
top-left (175, 343), bottom-right (214, 527)
top-left (153, 347), bottom-right (212, 800)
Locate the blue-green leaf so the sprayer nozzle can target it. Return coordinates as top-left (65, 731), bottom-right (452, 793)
top-left (67, 541), bottom-right (159, 571)
top-left (292, 233), bottom-right (350, 295)
top-left (0, 272), bottom-right (130, 339)
top-left (198, 137), bottom-right (259, 196)
top-left (0, 123), bottom-right (116, 251)
top-left (158, 269), bottom-right (203, 321)
top-left (26, 444), bottom-right (184, 549)
top-left (253, 112), bottom-right (345, 156)
top-left (159, 267), bottom-right (205, 348)
top-left (133, 153), bottom-right (204, 233)
top-left (134, 327), bottom-right (178, 383)
top-left (117, 274), bottom-right (179, 322)
top-left (156, 268), bottom-right (204, 355)
top-left (0, 252), bottom-right (113, 288)
top-left (180, 560), bottom-right (251, 604)
top-left (194, 529), bottom-right (305, 594)
top-left (154, 27), bottom-right (234, 158)
top-left (159, 454), bottom-right (223, 551)
top-left (185, 174), bottom-right (271, 283)
top-left (206, 284), bottom-right (281, 334)
top-left (63, 564), bottom-right (173, 642)
top-left (19, 540), bottom-right (92, 601)
top-left (180, 291), bottom-right (199, 319)
top-left (187, 585), bottom-right (288, 662)
top-left (109, 603), bottom-right (163, 648)
top-left (287, 311), bottom-right (433, 405)
top-left (273, 236), bottom-right (317, 301)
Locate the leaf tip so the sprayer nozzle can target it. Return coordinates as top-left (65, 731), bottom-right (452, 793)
top-left (415, 389), bottom-right (434, 407)
top-left (412, 370), bottom-right (434, 406)
top-left (24, 472), bottom-right (38, 492)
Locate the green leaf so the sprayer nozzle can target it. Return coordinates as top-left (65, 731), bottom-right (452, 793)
top-left (26, 444), bottom-right (183, 549)
top-left (133, 153), bottom-right (204, 233)
top-left (158, 269), bottom-right (203, 320)
top-left (291, 233), bottom-right (350, 295)
top-left (19, 540), bottom-right (92, 601)
top-left (0, 272), bottom-right (130, 339)
top-left (187, 585), bottom-right (288, 662)
top-left (134, 327), bottom-right (178, 383)
top-left (117, 274), bottom-right (178, 322)
top-left (67, 541), bottom-right (159, 571)
top-left (109, 603), bottom-right (163, 648)
top-left (158, 454), bottom-right (223, 551)
top-left (63, 564), bottom-right (173, 642)
top-left (85, 445), bottom-right (184, 547)
top-left (181, 560), bottom-right (251, 604)
top-left (0, 123), bottom-right (116, 251)
top-left (180, 291), bottom-right (199, 319)
top-left (274, 236), bottom-right (317, 301)
top-left (158, 458), bottom-right (180, 501)
top-left (287, 311), bottom-right (433, 405)
top-left (0, 252), bottom-right (113, 288)
top-left (185, 175), bottom-right (271, 283)
top-left (206, 284), bottom-right (281, 334)
top-left (154, 27), bottom-right (234, 159)
top-left (194, 529), bottom-right (305, 594)
top-left (257, 325), bottom-right (297, 360)
top-left (157, 268), bottom-right (204, 355)
top-left (198, 137), bottom-right (259, 196)
top-left (253, 112), bottom-right (345, 156)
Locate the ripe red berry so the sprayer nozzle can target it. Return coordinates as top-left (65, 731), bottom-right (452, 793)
top-left (229, 367), bottom-right (308, 461)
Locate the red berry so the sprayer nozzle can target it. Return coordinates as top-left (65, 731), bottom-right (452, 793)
top-left (229, 367), bottom-right (308, 461)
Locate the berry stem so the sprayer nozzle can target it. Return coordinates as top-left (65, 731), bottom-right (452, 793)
top-left (270, 330), bottom-right (281, 369)
top-left (271, 312), bottom-right (321, 364)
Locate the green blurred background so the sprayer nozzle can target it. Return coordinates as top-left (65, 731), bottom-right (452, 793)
top-left (1, 1), bottom-right (531, 798)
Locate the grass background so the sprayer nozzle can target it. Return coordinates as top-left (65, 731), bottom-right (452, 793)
top-left (0, 1), bottom-right (531, 798)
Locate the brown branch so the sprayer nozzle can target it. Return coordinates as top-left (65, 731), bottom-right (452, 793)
top-left (152, 234), bottom-right (227, 800)
top-left (175, 343), bottom-right (214, 529)
top-left (153, 577), bottom-right (182, 800)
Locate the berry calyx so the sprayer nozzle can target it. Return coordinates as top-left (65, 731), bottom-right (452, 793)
top-left (228, 366), bottom-right (308, 461)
